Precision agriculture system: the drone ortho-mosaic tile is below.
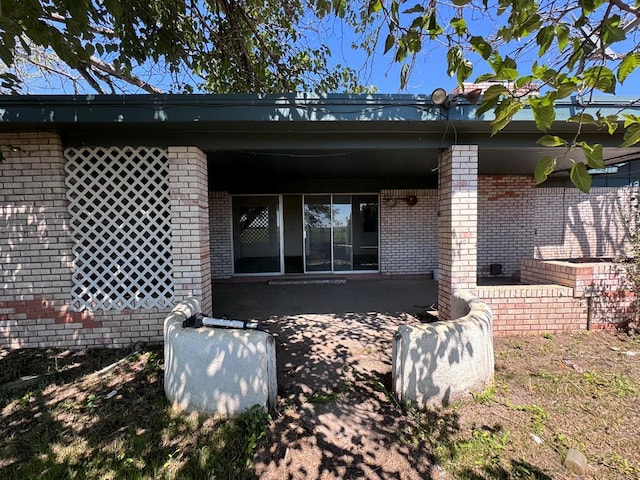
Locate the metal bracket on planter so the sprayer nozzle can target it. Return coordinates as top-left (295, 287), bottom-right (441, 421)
top-left (183, 313), bottom-right (259, 330)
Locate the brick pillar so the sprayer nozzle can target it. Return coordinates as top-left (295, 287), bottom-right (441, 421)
top-left (169, 147), bottom-right (212, 314)
top-left (438, 146), bottom-right (478, 321)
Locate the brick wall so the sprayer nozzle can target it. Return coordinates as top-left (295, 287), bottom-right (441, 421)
top-left (380, 189), bottom-right (437, 275)
top-left (521, 258), bottom-right (635, 327)
top-left (478, 176), bottom-right (535, 278)
top-left (209, 191), bottom-right (233, 278)
top-left (477, 285), bottom-right (586, 335)
top-left (533, 186), bottom-right (638, 259)
top-left (0, 134), bottom-right (172, 347)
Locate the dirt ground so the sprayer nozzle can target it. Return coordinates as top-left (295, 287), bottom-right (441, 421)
top-left (253, 311), bottom-right (436, 479)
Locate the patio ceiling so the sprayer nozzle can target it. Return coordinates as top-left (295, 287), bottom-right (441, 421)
top-left (2, 93), bottom-right (640, 182)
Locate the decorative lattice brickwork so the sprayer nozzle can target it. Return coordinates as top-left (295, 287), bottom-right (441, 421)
top-left (65, 147), bottom-right (174, 311)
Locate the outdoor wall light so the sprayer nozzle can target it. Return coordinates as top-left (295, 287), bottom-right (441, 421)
top-left (430, 87), bottom-right (482, 109)
top-left (384, 195), bottom-right (418, 207)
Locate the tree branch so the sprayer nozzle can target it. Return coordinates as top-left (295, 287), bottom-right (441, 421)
top-left (77, 64), bottom-right (107, 94)
top-left (609, 0), bottom-right (640, 19)
top-left (87, 56), bottom-right (164, 94)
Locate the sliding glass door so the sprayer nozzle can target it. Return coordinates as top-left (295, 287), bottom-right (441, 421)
top-left (303, 194), bottom-right (378, 273)
top-left (231, 194), bottom-right (378, 275)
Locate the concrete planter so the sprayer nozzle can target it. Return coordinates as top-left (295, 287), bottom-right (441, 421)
top-left (392, 290), bottom-right (494, 408)
top-left (164, 299), bottom-right (277, 416)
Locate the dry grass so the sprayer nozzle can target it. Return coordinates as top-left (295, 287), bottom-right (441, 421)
top-left (1, 329), bottom-right (639, 479)
top-left (409, 329), bottom-right (640, 480)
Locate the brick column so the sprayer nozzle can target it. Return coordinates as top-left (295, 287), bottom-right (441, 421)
top-left (169, 147), bottom-right (212, 314)
top-left (438, 146), bottom-right (478, 321)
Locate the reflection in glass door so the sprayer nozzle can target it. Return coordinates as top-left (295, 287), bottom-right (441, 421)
top-left (232, 196), bottom-right (281, 274)
top-left (332, 195), bottom-right (352, 271)
top-left (303, 195), bottom-right (331, 272)
top-left (303, 194), bottom-right (378, 273)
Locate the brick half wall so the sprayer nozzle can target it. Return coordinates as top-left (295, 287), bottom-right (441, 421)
top-left (477, 285), bottom-right (587, 335)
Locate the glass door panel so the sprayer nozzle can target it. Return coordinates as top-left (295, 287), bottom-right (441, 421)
top-left (304, 195), bottom-right (332, 272)
top-left (352, 195), bottom-right (379, 270)
top-left (232, 196), bottom-right (281, 274)
top-left (332, 195), bottom-right (352, 271)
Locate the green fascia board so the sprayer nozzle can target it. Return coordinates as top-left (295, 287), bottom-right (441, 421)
top-left (0, 93), bottom-right (639, 128)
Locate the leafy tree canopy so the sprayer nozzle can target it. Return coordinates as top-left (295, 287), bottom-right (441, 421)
top-left (0, 0), bottom-right (365, 94)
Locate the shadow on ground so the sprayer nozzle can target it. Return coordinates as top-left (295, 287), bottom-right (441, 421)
top-left (214, 278), bottom-right (449, 479)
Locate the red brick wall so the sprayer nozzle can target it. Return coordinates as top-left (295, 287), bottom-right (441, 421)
top-left (477, 285), bottom-right (587, 335)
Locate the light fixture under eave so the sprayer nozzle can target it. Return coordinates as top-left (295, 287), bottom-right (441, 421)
top-left (431, 88), bottom-right (448, 106)
top-left (431, 87), bottom-right (483, 109)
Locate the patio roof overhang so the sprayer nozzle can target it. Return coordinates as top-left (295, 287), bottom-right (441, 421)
top-left (1, 93), bottom-right (640, 184)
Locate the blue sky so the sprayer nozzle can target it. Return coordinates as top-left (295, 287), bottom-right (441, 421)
top-left (323, 7), bottom-right (640, 98)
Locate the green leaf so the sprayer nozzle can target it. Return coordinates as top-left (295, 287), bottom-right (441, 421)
top-left (491, 98), bottom-right (523, 135)
top-left (578, 142), bottom-right (605, 169)
top-left (530, 101), bottom-right (555, 131)
top-left (446, 46), bottom-right (463, 77)
top-left (400, 63), bottom-right (409, 89)
top-left (384, 34), bottom-right (395, 54)
top-left (470, 36), bottom-right (493, 60)
top-left (534, 156), bottom-right (557, 184)
top-left (406, 31), bottom-right (422, 53)
top-left (554, 81), bottom-right (578, 99)
top-left (425, 14), bottom-right (442, 39)
top-left (450, 18), bottom-right (467, 36)
top-left (502, 56), bottom-right (517, 70)
top-left (368, 0), bottom-right (383, 15)
top-left (579, 0), bottom-right (605, 14)
top-left (536, 26), bottom-right (554, 56)
top-left (451, 0), bottom-right (472, 5)
top-left (476, 95), bottom-right (500, 117)
top-left (601, 15), bottom-right (626, 44)
top-left (482, 84), bottom-right (509, 101)
top-left (401, 4), bottom-right (423, 14)
top-left (618, 53), bottom-right (640, 83)
top-left (596, 114), bottom-right (619, 135)
top-left (567, 113), bottom-right (596, 124)
top-left (582, 66), bottom-right (616, 94)
top-left (537, 135), bottom-right (567, 147)
top-left (457, 59), bottom-right (473, 86)
top-left (621, 123), bottom-right (640, 148)
top-left (570, 162), bottom-right (592, 193)
top-left (555, 24), bottom-right (570, 51)
top-left (623, 114), bottom-right (640, 128)
top-left (496, 68), bottom-right (519, 81)
top-left (515, 76), bottom-right (535, 89)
